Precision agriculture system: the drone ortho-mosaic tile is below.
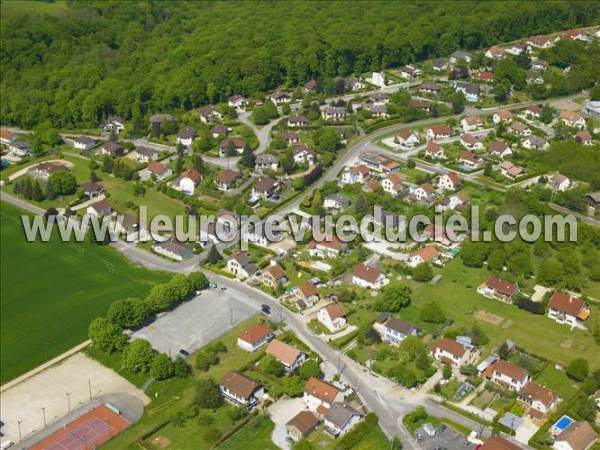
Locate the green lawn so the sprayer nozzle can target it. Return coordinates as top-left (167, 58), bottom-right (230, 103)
top-left (0, 201), bottom-right (171, 383)
top-left (410, 258), bottom-right (600, 371)
top-left (534, 365), bottom-right (581, 400)
top-left (218, 415), bottom-right (277, 450)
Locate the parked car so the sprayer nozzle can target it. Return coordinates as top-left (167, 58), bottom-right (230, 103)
top-left (438, 424), bottom-right (447, 433)
top-left (179, 349), bottom-right (190, 357)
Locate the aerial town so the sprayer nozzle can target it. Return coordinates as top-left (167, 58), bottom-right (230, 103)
top-left (0, 2), bottom-right (599, 450)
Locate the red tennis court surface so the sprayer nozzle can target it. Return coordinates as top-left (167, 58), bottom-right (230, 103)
top-left (31, 404), bottom-right (130, 450)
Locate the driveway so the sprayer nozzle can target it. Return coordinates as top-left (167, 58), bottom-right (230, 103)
top-left (268, 396), bottom-right (305, 449)
top-left (416, 425), bottom-right (468, 450)
top-left (130, 288), bottom-right (256, 356)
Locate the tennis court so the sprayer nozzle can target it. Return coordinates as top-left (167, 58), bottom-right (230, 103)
top-left (31, 405), bottom-right (129, 450)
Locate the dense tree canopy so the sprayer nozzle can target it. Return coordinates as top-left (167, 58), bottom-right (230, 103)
top-left (1, 1), bottom-right (598, 129)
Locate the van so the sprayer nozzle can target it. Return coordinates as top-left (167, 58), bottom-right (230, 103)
top-left (1, 441), bottom-right (14, 450)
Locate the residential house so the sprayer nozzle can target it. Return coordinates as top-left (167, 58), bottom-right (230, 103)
top-left (0, 129), bottom-right (16, 145)
top-left (368, 105), bottom-right (389, 118)
top-left (369, 92), bottom-right (389, 106)
top-left (100, 141), bottom-right (124, 157)
top-left (554, 421), bottom-right (597, 450)
top-left (531, 59), bottom-right (549, 71)
top-left (522, 135), bottom-right (549, 150)
top-left (251, 177), bottom-right (277, 198)
top-left (560, 111), bottom-right (586, 129)
top-left (575, 130), bottom-right (593, 145)
top-left (324, 403), bottom-right (363, 437)
top-left (292, 145), bottom-right (317, 164)
top-left (560, 28), bottom-right (590, 42)
top-left (255, 154), bottom-right (279, 172)
top-left (214, 170), bottom-right (241, 191)
top-left (485, 45), bottom-right (506, 59)
top-left (308, 235), bottom-right (347, 258)
top-left (431, 337), bottom-right (469, 367)
top-left (478, 275), bottom-right (520, 302)
top-left (211, 124), bottom-right (229, 138)
top-left (527, 35), bottom-right (554, 49)
top-left (237, 323), bottom-right (274, 352)
top-left (286, 411), bottom-right (319, 441)
top-left (584, 192), bottom-right (600, 209)
top-left (518, 382), bottom-right (561, 417)
top-left (288, 115), bottom-right (310, 127)
top-left (412, 183), bottom-right (435, 202)
top-left (450, 51), bottom-right (472, 64)
top-left (453, 81), bottom-right (481, 101)
top-left (376, 316), bottom-right (421, 344)
top-left (176, 126), bottom-right (196, 146)
top-left (351, 263), bottom-right (387, 290)
top-left (525, 104), bottom-right (542, 119)
top-left (323, 107), bottom-right (346, 121)
top-left (408, 246), bottom-right (440, 268)
top-left (409, 98), bottom-right (431, 112)
top-left (472, 71), bottom-right (495, 83)
top-left (304, 79), bottom-right (318, 93)
top-left (422, 223), bottom-right (467, 247)
top-left (459, 150), bottom-right (483, 168)
top-left (432, 58), bottom-right (448, 71)
top-left (480, 436), bottom-right (523, 450)
top-left (317, 303), bottom-right (347, 332)
top-left (242, 222), bottom-right (283, 248)
top-left (86, 199), bottom-right (112, 217)
top-left (368, 207), bottom-right (404, 231)
top-left (508, 122), bottom-right (531, 136)
top-left (295, 281), bottom-right (320, 310)
top-left (67, 136), bottom-right (96, 150)
top-left (153, 240), bottom-right (194, 261)
top-left (395, 129), bottom-right (420, 147)
top-left (419, 82), bottom-right (441, 95)
top-left (136, 146), bottom-right (159, 162)
top-left (500, 161), bottom-right (526, 179)
top-left (324, 193), bottom-right (350, 211)
top-left (303, 377), bottom-right (344, 415)
top-left (358, 152), bottom-right (400, 173)
top-left (484, 360), bottom-right (529, 391)
top-left (345, 78), bottom-right (366, 91)
top-left (149, 114), bottom-right (176, 135)
top-left (527, 70), bottom-right (544, 85)
top-left (493, 109), bottom-right (513, 124)
top-left (266, 339), bottom-right (307, 372)
top-left (425, 141), bottom-right (445, 159)
top-left (581, 100), bottom-right (600, 120)
top-left (220, 370), bottom-right (264, 409)
top-left (506, 41), bottom-right (529, 55)
top-left (172, 168), bottom-right (202, 194)
top-left (488, 140), bottom-right (513, 158)
top-left (461, 116), bottom-right (483, 132)
top-left (341, 164), bottom-right (370, 184)
top-left (282, 131), bottom-right (301, 145)
top-left (438, 191), bottom-right (470, 211)
top-left (549, 173), bottom-right (571, 191)
top-left (139, 161), bottom-right (172, 182)
top-left (400, 64), bottom-right (422, 79)
top-left (227, 251), bottom-right (258, 280)
top-left (101, 116), bottom-right (126, 134)
top-left (548, 292), bottom-right (590, 327)
top-left (220, 138), bottom-right (246, 155)
top-left (426, 125), bottom-right (452, 141)
top-left (228, 95), bottom-right (248, 109)
top-left (382, 173), bottom-right (406, 197)
top-left (261, 264), bottom-right (287, 288)
top-left (9, 140), bottom-right (32, 157)
top-left (199, 106), bottom-right (222, 124)
top-left (28, 162), bottom-right (69, 178)
top-left (270, 91), bottom-right (292, 104)
top-left (80, 181), bottom-right (104, 198)
top-left (460, 134), bottom-right (484, 150)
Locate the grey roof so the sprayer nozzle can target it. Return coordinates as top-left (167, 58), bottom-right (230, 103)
top-left (10, 140), bottom-right (32, 149)
top-left (72, 136), bottom-right (96, 144)
top-left (155, 240), bottom-right (193, 257)
top-left (150, 113), bottom-right (175, 124)
top-left (324, 193), bottom-right (350, 208)
top-left (451, 51), bottom-right (472, 60)
top-left (137, 146), bottom-right (158, 157)
top-left (526, 135), bottom-right (547, 148)
top-left (103, 141), bottom-right (124, 154)
top-left (324, 403), bottom-right (362, 428)
top-left (256, 154), bottom-right (279, 164)
top-left (455, 81), bottom-right (481, 95)
top-left (433, 59), bottom-right (447, 68)
top-left (178, 126), bottom-right (196, 139)
top-left (498, 412), bottom-right (524, 431)
top-left (326, 107), bottom-right (346, 115)
top-left (383, 317), bottom-right (420, 336)
top-left (230, 251), bottom-right (258, 275)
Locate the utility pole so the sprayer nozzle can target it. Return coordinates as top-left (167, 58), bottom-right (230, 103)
top-left (67, 392), bottom-right (72, 413)
top-left (17, 420), bottom-right (22, 442)
top-left (88, 380), bottom-right (92, 401)
top-left (42, 407), bottom-right (46, 427)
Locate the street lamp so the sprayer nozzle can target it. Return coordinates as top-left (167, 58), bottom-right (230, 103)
top-left (88, 380), bottom-right (92, 401)
top-left (41, 407), bottom-right (47, 427)
top-left (66, 392), bottom-right (72, 413)
top-left (17, 420), bottom-right (22, 442)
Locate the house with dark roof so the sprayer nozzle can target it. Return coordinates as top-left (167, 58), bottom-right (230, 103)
top-left (548, 292), bottom-right (590, 327)
top-left (270, 90), bottom-right (293, 104)
top-left (287, 115), bottom-right (310, 127)
top-left (255, 154), bottom-right (279, 172)
top-left (28, 162), bottom-right (69, 179)
top-left (324, 403), bottom-right (363, 437)
top-left (211, 124), bottom-right (229, 138)
top-left (9, 140), bottom-right (32, 157)
top-left (376, 316), bottom-right (421, 344)
top-left (323, 193), bottom-right (350, 211)
top-left (478, 276), bottom-right (519, 302)
top-left (303, 377), bottom-right (344, 415)
top-left (80, 181), bottom-right (104, 198)
top-left (199, 106), bottom-right (222, 124)
top-left (214, 170), bottom-right (241, 191)
top-left (522, 135), bottom-right (549, 150)
top-left (101, 116), bottom-right (126, 134)
top-left (176, 126), bottom-right (196, 146)
top-left (227, 251), bottom-right (258, 280)
top-left (452, 81), bottom-right (481, 101)
top-left (236, 323), bottom-right (274, 352)
top-left (86, 199), bottom-right (112, 217)
top-left (252, 177), bottom-right (278, 198)
top-left (136, 146), bottom-right (159, 162)
top-left (286, 411), bottom-right (319, 440)
top-left (100, 141), bottom-right (125, 157)
top-left (220, 370), bottom-right (264, 409)
top-left (67, 136), bottom-right (96, 150)
top-left (152, 240), bottom-right (193, 261)
top-left (228, 95), bottom-right (248, 109)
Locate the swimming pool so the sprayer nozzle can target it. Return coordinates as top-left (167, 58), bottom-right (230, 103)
top-left (457, 164), bottom-right (472, 172)
top-left (554, 415), bottom-right (574, 433)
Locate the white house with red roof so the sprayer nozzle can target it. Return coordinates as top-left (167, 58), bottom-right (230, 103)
top-left (237, 324), bottom-right (275, 352)
top-left (412, 183), bottom-right (435, 202)
top-left (341, 164), bottom-right (371, 185)
top-left (351, 263), bottom-right (387, 289)
top-left (431, 337), bottom-right (469, 367)
top-left (303, 377), bottom-right (344, 415)
top-left (459, 151), bottom-right (483, 168)
top-left (425, 141), bottom-right (445, 159)
top-left (518, 382), bottom-right (561, 417)
top-left (478, 275), bottom-right (520, 302)
top-left (395, 129), bottom-right (419, 147)
top-left (266, 339), bottom-right (307, 372)
top-left (86, 198), bottom-right (112, 217)
top-left (172, 168), bottom-right (202, 194)
top-left (407, 246), bottom-right (440, 268)
top-left (548, 292), bottom-right (590, 328)
top-left (381, 173), bottom-right (406, 197)
top-left (484, 360), bottom-right (529, 391)
top-left (560, 111), bottom-right (586, 129)
top-left (493, 109), bottom-right (513, 124)
top-left (317, 303), bottom-right (347, 332)
top-left (426, 125), bottom-right (452, 141)
top-left (461, 116), bottom-right (484, 132)
top-left (308, 235), bottom-right (347, 259)
top-left (439, 172), bottom-right (462, 191)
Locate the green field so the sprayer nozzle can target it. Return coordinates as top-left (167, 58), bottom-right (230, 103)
top-left (218, 415), bottom-right (277, 450)
top-left (0, 201), bottom-right (170, 384)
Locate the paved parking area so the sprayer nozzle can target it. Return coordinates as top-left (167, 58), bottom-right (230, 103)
top-left (131, 288), bottom-right (256, 356)
top-left (416, 425), bottom-right (470, 450)
top-left (268, 397), bottom-right (305, 450)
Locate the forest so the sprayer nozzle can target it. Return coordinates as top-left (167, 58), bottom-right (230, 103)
top-left (1, 1), bottom-right (599, 130)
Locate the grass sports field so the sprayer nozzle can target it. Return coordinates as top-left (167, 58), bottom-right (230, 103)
top-left (0, 201), bottom-right (170, 384)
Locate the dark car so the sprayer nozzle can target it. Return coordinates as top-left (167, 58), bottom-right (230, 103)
top-left (270, 195), bottom-right (281, 201)
top-left (261, 304), bottom-right (271, 314)
top-left (179, 349), bottom-right (190, 357)
top-left (438, 424), bottom-right (447, 433)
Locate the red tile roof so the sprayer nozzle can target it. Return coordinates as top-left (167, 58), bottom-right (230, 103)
top-left (410, 246), bottom-right (439, 262)
top-left (484, 275), bottom-right (519, 296)
top-left (352, 263), bottom-right (382, 283)
top-left (238, 324), bottom-right (273, 345)
top-left (432, 337), bottom-right (466, 358)
top-left (266, 339), bottom-right (302, 366)
top-left (489, 360), bottom-right (528, 381)
top-left (548, 292), bottom-right (585, 316)
top-left (323, 303), bottom-right (346, 320)
top-left (304, 377), bottom-right (340, 403)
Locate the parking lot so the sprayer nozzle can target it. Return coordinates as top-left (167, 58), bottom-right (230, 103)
top-left (415, 425), bottom-right (471, 450)
top-left (131, 287), bottom-right (257, 356)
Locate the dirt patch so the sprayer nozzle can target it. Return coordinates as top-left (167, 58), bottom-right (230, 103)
top-left (551, 99), bottom-right (581, 112)
top-left (152, 436), bottom-right (172, 448)
top-left (502, 320), bottom-right (513, 329)
top-left (561, 338), bottom-right (573, 349)
top-left (473, 310), bottom-right (503, 326)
